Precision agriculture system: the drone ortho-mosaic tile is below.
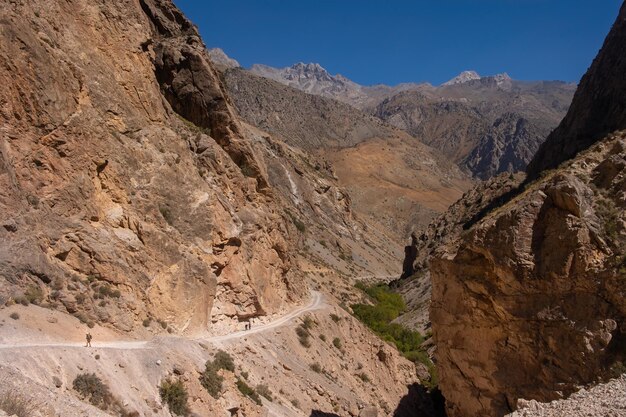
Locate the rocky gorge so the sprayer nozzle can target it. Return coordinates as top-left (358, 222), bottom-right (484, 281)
top-left (0, 0), bottom-right (625, 416)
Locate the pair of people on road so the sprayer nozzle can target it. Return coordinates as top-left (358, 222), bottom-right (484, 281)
top-left (244, 319), bottom-right (253, 330)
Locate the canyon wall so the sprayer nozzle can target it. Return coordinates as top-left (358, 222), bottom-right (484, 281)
top-left (430, 4), bottom-right (626, 415)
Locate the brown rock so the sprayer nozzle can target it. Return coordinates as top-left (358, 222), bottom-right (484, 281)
top-left (431, 132), bottom-right (626, 417)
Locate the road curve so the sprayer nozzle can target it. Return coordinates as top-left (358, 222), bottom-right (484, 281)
top-left (0, 291), bottom-right (324, 350)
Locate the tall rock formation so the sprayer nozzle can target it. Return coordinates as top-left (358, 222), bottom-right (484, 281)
top-left (527, 3), bottom-right (626, 178)
top-left (430, 4), bottom-right (626, 416)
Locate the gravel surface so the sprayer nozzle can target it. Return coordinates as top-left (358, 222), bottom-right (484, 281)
top-left (507, 375), bottom-right (626, 417)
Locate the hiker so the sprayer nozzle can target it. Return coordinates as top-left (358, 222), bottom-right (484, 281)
top-left (85, 332), bottom-right (92, 347)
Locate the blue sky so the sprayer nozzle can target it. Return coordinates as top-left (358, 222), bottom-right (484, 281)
top-left (173, 0), bottom-right (622, 86)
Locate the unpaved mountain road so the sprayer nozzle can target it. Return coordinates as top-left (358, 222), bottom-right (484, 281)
top-left (0, 291), bottom-right (324, 350)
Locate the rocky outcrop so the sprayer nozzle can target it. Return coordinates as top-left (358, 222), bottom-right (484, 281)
top-left (392, 172), bottom-right (525, 332)
top-left (141, 0), bottom-right (268, 189)
top-left (431, 132), bottom-right (626, 417)
top-left (527, 3), bottom-right (626, 178)
top-left (463, 113), bottom-right (545, 180)
top-left (208, 48), bottom-right (241, 69)
top-left (400, 233), bottom-right (418, 280)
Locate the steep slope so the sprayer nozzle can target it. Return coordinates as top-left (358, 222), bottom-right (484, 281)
top-left (222, 68), bottom-right (393, 151)
top-left (222, 68), bottom-right (473, 235)
top-left (0, 0), bottom-right (301, 334)
top-left (0, 0), bottom-right (402, 337)
top-left (527, 3), bottom-right (626, 178)
top-left (430, 5), bottom-right (626, 416)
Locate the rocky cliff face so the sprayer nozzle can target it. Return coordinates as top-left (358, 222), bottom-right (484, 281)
top-left (429, 6), bottom-right (626, 415)
top-left (431, 132), bottom-right (626, 416)
top-left (0, 0), bottom-right (306, 332)
top-left (463, 113), bottom-right (545, 179)
top-left (527, 3), bottom-right (626, 179)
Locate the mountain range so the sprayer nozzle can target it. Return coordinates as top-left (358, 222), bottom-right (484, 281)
top-left (209, 48), bottom-right (576, 180)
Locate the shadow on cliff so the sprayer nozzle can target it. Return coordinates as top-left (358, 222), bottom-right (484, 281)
top-left (310, 411), bottom-right (340, 417)
top-left (393, 384), bottom-right (447, 417)
top-left (463, 183), bottom-right (525, 230)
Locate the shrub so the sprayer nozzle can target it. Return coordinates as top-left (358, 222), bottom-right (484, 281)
top-left (0, 392), bottom-right (37, 417)
top-left (356, 372), bottom-right (371, 383)
top-left (309, 362), bottom-right (322, 373)
top-left (74, 312), bottom-right (94, 328)
top-left (157, 319), bottom-right (168, 329)
top-left (285, 210), bottom-right (306, 233)
top-left (330, 313), bottom-right (341, 323)
top-left (319, 334), bottom-right (327, 342)
top-left (351, 284), bottom-right (436, 386)
top-left (199, 362), bottom-right (223, 398)
top-left (142, 318), bottom-right (152, 327)
top-left (332, 337), bottom-right (342, 349)
top-left (159, 205), bottom-right (174, 225)
top-left (73, 373), bottom-right (113, 409)
top-left (14, 296), bottom-right (29, 306)
top-left (302, 315), bottom-right (315, 330)
top-left (240, 370), bottom-right (249, 380)
top-left (25, 285), bottom-right (44, 304)
top-left (159, 379), bottom-right (189, 416)
top-left (9, 312), bottom-right (19, 320)
top-left (256, 384), bottom-right (273, 401)
top-left (75, 293), bottom-right (86, 304)
top-left (295, 325), bottom-right (311, 348)
top-left (98, 285), bottom-right (120, 299)
top-left (213, 350), bottom-right (235, 372)
top-left (236, 379), bottom-right (261, 405)
top-left (291, 399), bottom-right (300, 408)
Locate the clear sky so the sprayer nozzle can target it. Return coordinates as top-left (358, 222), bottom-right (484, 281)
top-left (173, 0), bottom-right (622, 86)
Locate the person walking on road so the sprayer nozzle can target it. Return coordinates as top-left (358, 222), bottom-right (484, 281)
top-left (85, 332), bottom-right (92, 347)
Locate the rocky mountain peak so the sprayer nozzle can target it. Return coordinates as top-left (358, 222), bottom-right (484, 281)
top-left (207, 47), bottom-right (240, 69)
top-left (285, 62), bottom-right (335, 81)
top-left (442, 70), bottom-right (481, 86)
